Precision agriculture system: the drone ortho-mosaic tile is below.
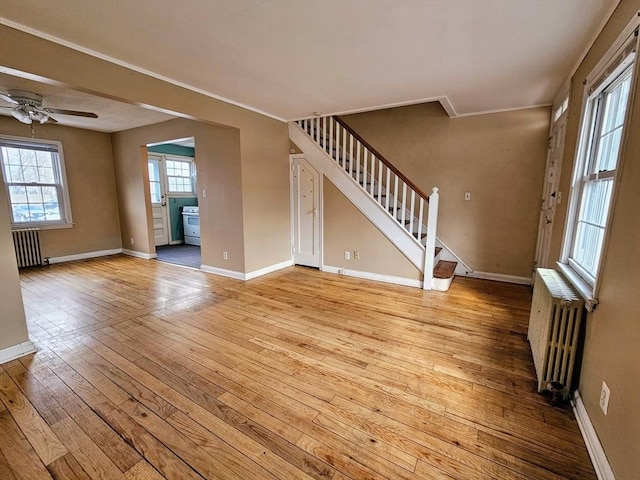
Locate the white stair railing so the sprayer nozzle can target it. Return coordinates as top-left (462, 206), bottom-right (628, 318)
top-left (294, 116), bottom-right (440, 290)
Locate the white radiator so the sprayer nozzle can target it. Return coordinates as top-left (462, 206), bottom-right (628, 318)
top-left (528, 268), bottom-right (584, 399)
top-left (12, 228), bottom-right (43, 268)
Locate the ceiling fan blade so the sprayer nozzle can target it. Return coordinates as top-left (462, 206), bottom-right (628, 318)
top-left (44, 108), bottom-right (98, 118)
top-left (0, 92), bottom-right (19, 105)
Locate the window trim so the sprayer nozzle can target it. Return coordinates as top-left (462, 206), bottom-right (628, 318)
top-left (0, 134), bottom-right (73, 230)
top-left (559, 24), bottom-right (639, 310)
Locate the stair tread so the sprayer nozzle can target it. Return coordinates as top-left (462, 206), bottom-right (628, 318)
top-left (433, 260), bottom-right (457, 279)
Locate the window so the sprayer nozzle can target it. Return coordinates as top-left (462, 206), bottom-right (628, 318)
top-left (0, 136), bottom-right (72, 228)
top-left (165, 158), bottom-right (194, 194)
top-left (148, 159), bottom-right (162, 203)
top-left (560, 29), bottom-right (637, 305)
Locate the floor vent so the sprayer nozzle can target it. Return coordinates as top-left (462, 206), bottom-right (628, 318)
top-left (528, 268), bottom-right (584, 400)
top-left (12, 228), bottom-right (44, 268)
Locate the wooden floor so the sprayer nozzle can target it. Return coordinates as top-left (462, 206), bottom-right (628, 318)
top-left (1, 255), bottom-right (596, 480)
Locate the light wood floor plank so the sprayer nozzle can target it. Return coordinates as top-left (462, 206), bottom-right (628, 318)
top-left (1, 256), bottom-right (597, 480)
top-left (0, 372), bottom-right (68, 466)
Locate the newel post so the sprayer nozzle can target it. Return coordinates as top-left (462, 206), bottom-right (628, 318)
top-left (423, 187), bottom-right (439, 290)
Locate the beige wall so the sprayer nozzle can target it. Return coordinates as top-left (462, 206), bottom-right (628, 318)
top-left (340, 104), bottom-right (549, 278)
top-left (547, 2), bottom-right (640, 478)
top-left (240, 121), bottom-right (292, 273)
top-left (0, 117), bottom-right (121, 258)
top-left (324, 180), bottom-right (421, 280)
top-left (112, 119), bottom-right (246, 272)
top-left (0, 24), bottom-right (291, 275)
top-left (0, 183), bottom-right (28, 351)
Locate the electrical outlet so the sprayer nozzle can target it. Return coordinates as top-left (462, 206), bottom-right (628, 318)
top-left (344, 251), bottom-right (350, 260)
top-left (130, 237), bottom-right (134, 245)
top-left (202, 189), bottom-right (207, 198)
top-left (223, 251), bottom-right (228, 260)
top-left (354, 250), bottom-right (360, 260)
top-left (600, 381), bottom-right (610, 415)
top-left (464, 192), bottom-right (471, 201)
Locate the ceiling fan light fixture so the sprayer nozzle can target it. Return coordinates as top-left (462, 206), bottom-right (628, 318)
top-left (10, 108), bottom-right (32, 125)
top-left (30, 110), bottom-right (49, 124)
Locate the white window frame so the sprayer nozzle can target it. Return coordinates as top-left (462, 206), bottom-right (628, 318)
top-left (0, 135), bottom-right (73, 229)
top-left (164, 154), bottom-right (196, 196)
top-left (559, 23), bottom-right (639, 310)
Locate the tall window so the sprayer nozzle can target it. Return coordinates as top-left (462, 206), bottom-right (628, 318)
top-left (0, 137), bottom-right (72, 228)
top-left (561, 31), bottom-right (636, 301)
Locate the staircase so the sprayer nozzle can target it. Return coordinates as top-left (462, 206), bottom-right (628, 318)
top-left (289, 115), bottom-right (458, 291)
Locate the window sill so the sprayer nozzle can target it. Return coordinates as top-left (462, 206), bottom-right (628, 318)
top-left (11, 222), bottom-right (73, 231)
top-left (556, 262), bottom-right (599, 312)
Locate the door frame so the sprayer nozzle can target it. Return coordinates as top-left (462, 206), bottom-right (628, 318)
top-left (289, 154), bottom-right (323, 269)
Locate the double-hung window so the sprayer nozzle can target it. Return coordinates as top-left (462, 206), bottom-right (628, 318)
top-left (560, 27), bottom-right (637, 307)
top-left (165, 157), bottom-right (195, 194)
top-left (0, 136), bottom-right (73, 228)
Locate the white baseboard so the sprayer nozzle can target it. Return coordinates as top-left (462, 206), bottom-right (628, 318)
top-left (47, 248), bottom-right (123, 264)
top-left (572, 391), bottom-right (615, 480)
top-left (322, 265), bottom-right (422, 288)
top-left (201, 259), bottom-right (293, 281)
top-left (200, 264), bottom-right (246, 280)
top-left (122, 249), bottom-right (157, 260)
top-left (0, 340), bottom-right (37, 365)
top-left (464, 270), bottom-right (531, 285)
top-left (245, 260), bottom-right (293, 280)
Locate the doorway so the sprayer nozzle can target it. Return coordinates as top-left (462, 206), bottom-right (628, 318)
top-left (146, 137), bottom-right (201, 268)
top-left (291, 155), bottom-right (321, 268)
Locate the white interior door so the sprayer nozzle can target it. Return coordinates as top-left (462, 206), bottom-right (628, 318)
top-left (534, 98), bottom-right (568, 273)
top-left (148, 156), bottom-right (169, 246)
top-left (292, 157), bottom-right (320, 267)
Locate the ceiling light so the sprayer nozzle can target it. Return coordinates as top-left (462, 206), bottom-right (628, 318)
top-left (10, 108), bottom-right (32, 125)
top-left (30, 110), bottom-right (49, 124)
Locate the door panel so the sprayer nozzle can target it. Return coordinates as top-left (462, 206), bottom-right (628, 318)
top-left (534, 103), bottom-right (568, 273)
top-left (292, 158), bottom-right (320, 267)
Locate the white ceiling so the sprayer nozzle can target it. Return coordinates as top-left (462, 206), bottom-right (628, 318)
top-left (0, 0), bottom-right (617, 124)
top-left (0, 73), bottom-right (175, 132)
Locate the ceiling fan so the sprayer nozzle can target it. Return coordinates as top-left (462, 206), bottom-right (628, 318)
top-left (0, 90), bottom-right (98, 125)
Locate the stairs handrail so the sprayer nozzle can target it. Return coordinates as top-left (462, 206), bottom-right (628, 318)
top-left (334, 116), bottom-right (431, 203)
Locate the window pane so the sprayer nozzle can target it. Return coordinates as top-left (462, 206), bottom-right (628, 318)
top-left (35, 151), bottom-right (53, 168)
top-left (20, 149), bottom-right (37, 166)
top-left (38, 166), bottom-right (56, 184)
top-left (150, 181), bottom-right (161, 203)
top-left (148, 162), bottom-right (160, 181)
top-left (8, 185), bottom-right (27, 203)
top-left (594, 128), bottom-right (622, 173)
top-left (9, 165), bottom-right (24, 182)
top-left (28, 204), bottom-right (45, 221)
top-left (23, 166), bottom-right (38, 182)
top-left (4, 147), bottom-right (22, 165)
top-left (27, 186), bottom-right (43, 203)
top-left (572, 178), bottom-right (613, 277)
top-left (572, 221), bottom-right (605, 276)
top-left (12, 204), bottom-right (30, 222)
top-left (41, 186), bottom-right (58, 202)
